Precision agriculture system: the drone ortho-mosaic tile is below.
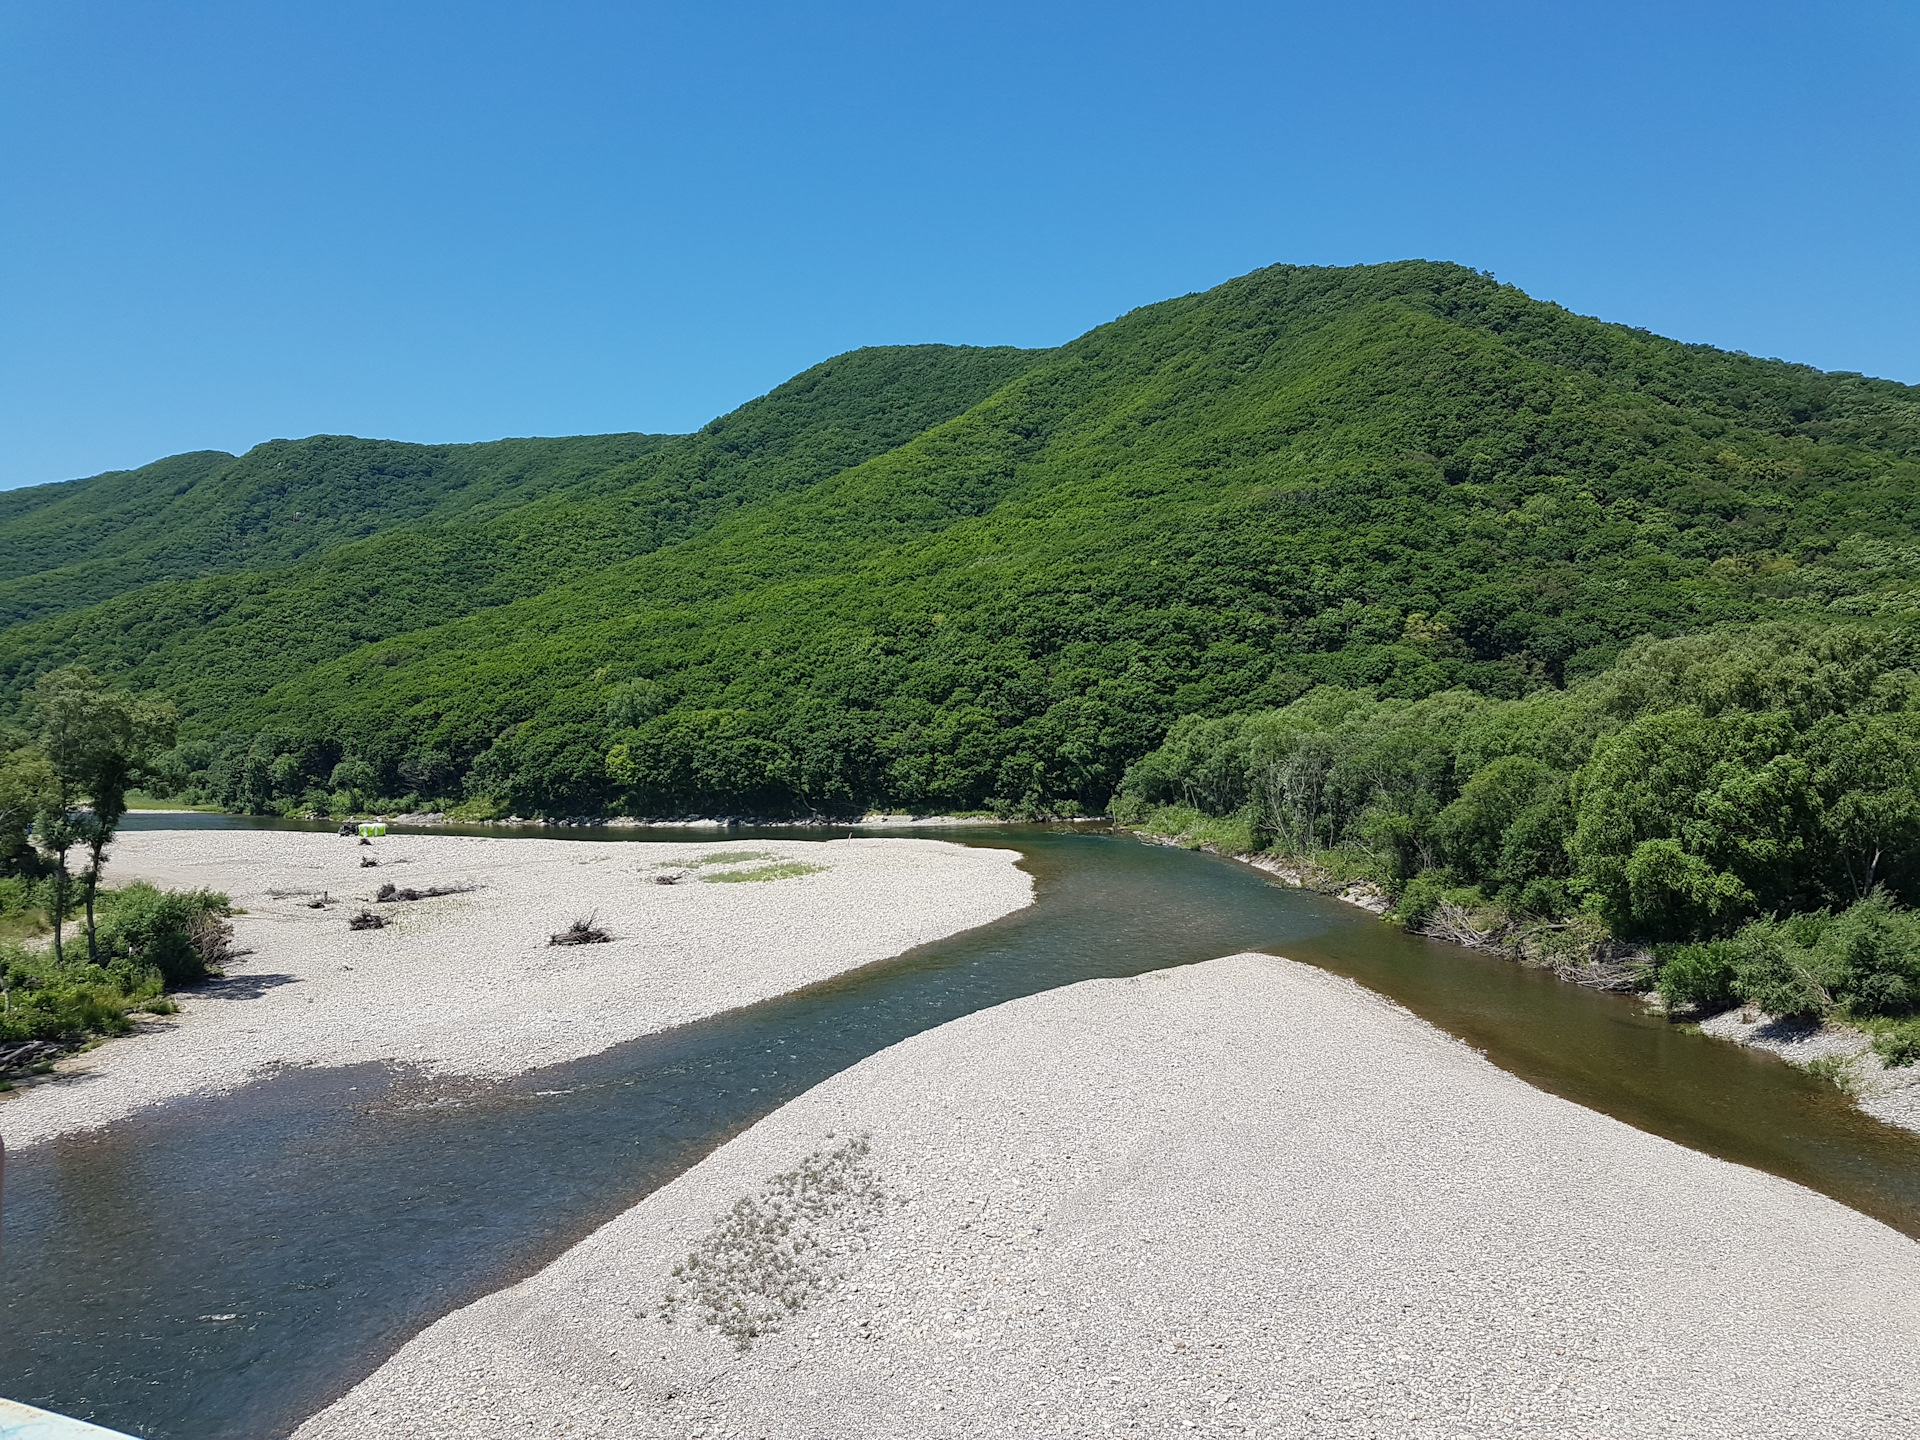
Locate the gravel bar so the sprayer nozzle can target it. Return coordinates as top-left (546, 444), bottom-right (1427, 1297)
top-left (295, 951), bottom-right (1920, 1440)
top-left (0, 831), bottom-right (1030, 1148)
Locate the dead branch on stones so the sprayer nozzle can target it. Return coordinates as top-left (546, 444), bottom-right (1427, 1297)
top-left (375, 881), bottom-right (475, 904)
top-left (550, 914), bottom-right (612, 946)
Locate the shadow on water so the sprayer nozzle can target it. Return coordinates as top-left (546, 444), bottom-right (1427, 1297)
top-left (5, 820), bottom-right (1920, 1439)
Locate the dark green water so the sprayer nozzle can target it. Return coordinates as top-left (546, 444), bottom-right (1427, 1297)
top-left (3, 819), bottom-right (1918, 1439)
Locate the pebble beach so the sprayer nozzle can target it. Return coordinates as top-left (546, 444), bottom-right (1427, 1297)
top-left (0, 829), bottom-right (1032, 1148)
top-left (296, 951), bottom-right (1920, 1440)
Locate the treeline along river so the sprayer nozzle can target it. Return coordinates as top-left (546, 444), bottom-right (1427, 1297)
top-left (5, 817), bottom-right (1920, 1440)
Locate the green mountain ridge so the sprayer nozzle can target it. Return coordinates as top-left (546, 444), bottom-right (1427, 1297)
top-left (0, 344), bottom-right (1040, 712)
top-left (0, 433), bottom-right (678, 626)
top-left (6, 260), bottom-right (1919, 821)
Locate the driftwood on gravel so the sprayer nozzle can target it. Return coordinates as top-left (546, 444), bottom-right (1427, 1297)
top-left (1, 1038), bottom-right (75, 1079)
top-left (347, 909), bottom-right (387, 931)
top-left (375, 882), bottom-right (475, 904)
top-left (549, 915), bottom-right (613, 947)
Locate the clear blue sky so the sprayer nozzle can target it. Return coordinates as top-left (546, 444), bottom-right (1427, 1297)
top-left (3, 1), bottom-right (1915, 489)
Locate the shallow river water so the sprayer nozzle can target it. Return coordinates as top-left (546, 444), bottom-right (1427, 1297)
top-left (4, 818), bottom-right (1920, 1438)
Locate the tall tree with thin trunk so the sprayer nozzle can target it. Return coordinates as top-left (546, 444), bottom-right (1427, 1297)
top-left (27, 667), bottom-right (178, 964)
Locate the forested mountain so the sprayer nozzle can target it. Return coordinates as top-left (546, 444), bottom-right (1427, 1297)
top-left (5, 261), bottom-right (1918, 834)
top-left (0, 345), bottom-right (1040, 718)
top-left (0, 433), bottom-right (668, 626)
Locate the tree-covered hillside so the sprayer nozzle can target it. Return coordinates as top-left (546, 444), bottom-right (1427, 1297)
top-left (5, 261), bottom-right (1918, 832)
top-left (0, 344), bottom-right (1041, 718)
top-left (0, 432), bottom-right (670, 626)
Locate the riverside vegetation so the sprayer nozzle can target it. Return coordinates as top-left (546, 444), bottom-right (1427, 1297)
top-left (3, 260), bottom-right (1920, 1058)
top-left (0, 666), bottom-right (231, 1068)
top-left (1112, 624), bottom-right (1920, 1065)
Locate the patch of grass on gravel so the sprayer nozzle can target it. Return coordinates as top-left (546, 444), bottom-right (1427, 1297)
top-left (1799, 1052), bottom-right (1865, 1097)
top-left (702, 860), bottom-right (825, 884)
top-left (658, 1134), bottom-right (884, 1349)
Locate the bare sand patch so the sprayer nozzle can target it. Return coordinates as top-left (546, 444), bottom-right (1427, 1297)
top-left (0, 831), bottom-right (1030, 1149)
top-left (298, 953), bottom-right (1920, 1440)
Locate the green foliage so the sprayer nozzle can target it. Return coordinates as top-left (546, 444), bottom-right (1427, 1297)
top-left (96, 882), bottom-right (233, 986)
top-left (0, 434), bottom-right (668, 627)
top-left (701, 860), bottom-right (825, 883)
top-left (1120, 624), bottom-right (1920, 945)
top-left (0, 944), bottom-right (151, 1042)
top-left (3, 261), bottom-right (1919, 832)
top-left (1108, 803), bottom-right (1261, 856)
top-left (0, 882), bottom-right (233, 1043)
top-left (1656, 891), bottom-right (1920, 1031)
top-left (682, 851), bottom-right (779, 866)
top-left (1389, 871), bottom-right (1484, 929)
top-left (1652, 941), bottom-right (1744, 1014)
top-left (15, 665), bottom-right (179, 964)
top-left (0, 744), bottom-right (58, 872)
top-left (0, 344), bottom-right (1039, 748)
top-left (1870, 1020), bottom-right (1920, 1067)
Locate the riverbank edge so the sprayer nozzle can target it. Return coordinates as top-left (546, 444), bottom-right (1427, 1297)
top-left (1118, 823), bottom-right (1920, 1139)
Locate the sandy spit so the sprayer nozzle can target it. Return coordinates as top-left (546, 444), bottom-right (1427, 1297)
top-left (298, 952), bottom-right (1920, 1440)
top-left (0, 831), bottom-right (1030, 1149)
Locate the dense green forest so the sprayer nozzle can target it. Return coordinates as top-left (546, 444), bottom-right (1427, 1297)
top-left (0, 345), bottom-right (1039, 720)
top-left (0, 432), bottom-right (671, 626)
top-left (1113, 623), bottom-right (1920, 1058)
top-left (6, 261), bottom-right (1920, 1037)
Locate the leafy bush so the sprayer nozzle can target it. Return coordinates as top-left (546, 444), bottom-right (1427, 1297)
top-left (1654, 941), bottom-right (1743, 1014)
top-left (1656, 891), bottom-right (1920, 1026)
top-left (0, 943), bottom-right (160, 1042)
top-left (97, 882), bottom-right (233, 986)
top-left (1726, 895), bottom-right (1920, 1021)
top-left (1871, 1020), bottom-right (1920, 1067)
top-left (1388, 870), bottom-right (1487, 930)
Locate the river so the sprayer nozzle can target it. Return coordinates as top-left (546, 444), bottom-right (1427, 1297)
top-left (3, 817), bottom-right (1919, 1439)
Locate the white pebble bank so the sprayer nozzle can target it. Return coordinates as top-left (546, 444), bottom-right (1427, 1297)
top-left (298, 952), bottom-right (1920, 1440)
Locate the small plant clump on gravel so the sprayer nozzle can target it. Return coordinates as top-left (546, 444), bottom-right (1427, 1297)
top-left (549, 914), bottom-right (612, 947)
top-left (659, 1133), bottom-right (885, 1350)
top-left (347, 909), bottom-right (387, 931)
